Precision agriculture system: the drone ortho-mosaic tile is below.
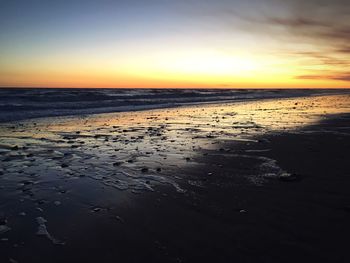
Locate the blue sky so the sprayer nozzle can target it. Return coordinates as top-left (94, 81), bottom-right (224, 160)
top-left (0, 0), bottom-right (349, 88)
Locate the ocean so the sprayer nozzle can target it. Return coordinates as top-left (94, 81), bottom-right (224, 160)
top-left (0, 88), bottom-right (347, 122)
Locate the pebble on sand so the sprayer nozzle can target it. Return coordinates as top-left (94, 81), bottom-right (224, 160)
top-left (0, 225), bottom-right (11, 234)
top-left (115, 215), bottom-right (125, 223)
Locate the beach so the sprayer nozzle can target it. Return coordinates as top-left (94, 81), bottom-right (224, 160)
top-left (0, 92), bottom-right (350, 263)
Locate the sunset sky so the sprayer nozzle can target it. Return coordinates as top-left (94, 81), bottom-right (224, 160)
top-left (0, 0), bottom-right (349, 88)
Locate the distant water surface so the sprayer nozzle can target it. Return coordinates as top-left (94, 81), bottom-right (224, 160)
top-left (0, 88), bottom-right (348, 122)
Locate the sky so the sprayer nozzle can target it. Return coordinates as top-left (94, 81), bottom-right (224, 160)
top-left (0, 0), bottom-right (349, 88)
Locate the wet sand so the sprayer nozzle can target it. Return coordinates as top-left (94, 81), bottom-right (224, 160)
top-left (0, 94), bottom-right (350, 262)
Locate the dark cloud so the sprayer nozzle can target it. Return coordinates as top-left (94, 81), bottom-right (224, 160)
top-left (262, 0), bottom-right (350, 82)
top-left (266, 16), bottom-right (349, 43)
top-left (335, 75), bottom-right (350, 81)
top-left (336, 46), bottom-right (350, 54)
top-left (289, 51), bottom-right (350, 67)
top-left (262, 0), bottom-right (349, 41)
top-left (297, 73), bottom-right (350, 82)
top-left (267, 17), bottom-right (329, 28)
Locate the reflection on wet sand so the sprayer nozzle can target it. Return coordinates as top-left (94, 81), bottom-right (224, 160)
top-left (0, 94), bottom-right (349, 259)
top-left (1, 94), bottom-right (349, 194)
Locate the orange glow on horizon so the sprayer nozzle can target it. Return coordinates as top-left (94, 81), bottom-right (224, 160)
top-left (1, 1), bottom-right (349, 89)
top-left (1, 48), bottom-right (349, 89)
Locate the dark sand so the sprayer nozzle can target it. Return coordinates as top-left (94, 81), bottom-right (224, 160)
top-left (0, 94), bottom-right (350, 262)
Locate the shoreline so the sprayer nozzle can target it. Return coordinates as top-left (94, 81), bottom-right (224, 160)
top-left (1, 89), bottom-right (349, 124)
top-left (0, 94), bottom-right (350, 262)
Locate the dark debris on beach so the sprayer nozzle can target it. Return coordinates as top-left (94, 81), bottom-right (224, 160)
top-left (0, 94), bottom-right (350, 263)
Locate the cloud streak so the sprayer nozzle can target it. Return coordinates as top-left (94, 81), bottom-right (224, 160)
top-left (260, 0), bottom-right (350, 82)
top-left (297, 73), bottom-right (350, 82)
top-left (1, 0), bottom-right (349, 87)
